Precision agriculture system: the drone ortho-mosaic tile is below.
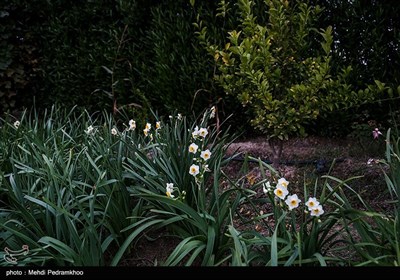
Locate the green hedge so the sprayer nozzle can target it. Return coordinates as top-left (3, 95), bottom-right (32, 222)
top-left (1, 0), bottom-right (399, 135)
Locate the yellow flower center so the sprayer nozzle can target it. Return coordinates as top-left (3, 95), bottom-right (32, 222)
top-left (309, 202), bottom-right (314, 207)
top-left (277, 189), bottom-right (283, 196)
top-left (291, 200), bottom-right (296, 205)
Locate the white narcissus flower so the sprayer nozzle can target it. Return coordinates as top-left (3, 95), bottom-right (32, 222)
top-left (199, 128), bottom-right (208, 138)
top-left (305, 197), bottom-right (320, 211)
top-left (274, 185), bottom-right (289, 200)
top-left (285, 194), bottom-right (301, 210)
top-left (129, 120), bottom-right (136, 130)
top-left (263, 181), bottom-right (272, 194)
top-left (200, 149), bottom-right (211, 161)
top-left (188, 143), bottom-right (199, 154)
top-left (85, 125), bottom-right (94, 135)
top-left (277, 178), bottom-right (289, 188)
top-left (177, 113), bottom-right (182, 120)
top-left (189, 164), bottom-right (200, 176)
top-left (192, 126), bottom-right (200, 138)
top-left (310, 205), bottom-right (324, 217)
top-left (145, 123), bottom-right (151, 130)
top-left (166, 183), bottom-right (174, 198)
top-left (14, 121), bottom-right (20, 129)
top-left (210, 106), bottom-right (216, 118)
top-left (111, 128), bottom-right (118, 135)
top-left (143, 129), bottom-right (149, 136)
top-left (156, 121), bottom-right (161, 130)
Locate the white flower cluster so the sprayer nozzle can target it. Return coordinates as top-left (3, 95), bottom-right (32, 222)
top-left (84, 118), bottom-right (161, 138)
top-left (166, 183), bottom-right (175, 198)
top-left (128, 119), bottom-right (136, 131)
top-left (263, 178), bottom-right (324, 217)
top-left (188, 126), bottom-right (211, 187)
top-left (165, 182), bottom-right (186, 200)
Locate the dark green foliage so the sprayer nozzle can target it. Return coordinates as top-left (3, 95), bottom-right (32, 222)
top-left (1, 0), bottom-right (400, 137)
top-left (308, 0), bottom-right (400, 136)
top-left (314, 0), bottom-right (400, 87)
top-left (0, 0), bottom-right (40, 115)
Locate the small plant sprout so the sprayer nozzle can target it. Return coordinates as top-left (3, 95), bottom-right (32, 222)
top-left (156, 121), bottom-right (161, 130)
top-left (372, 128), bottom-right (383, 139)
top-left (189, 164), bottom-right (200, 176)
top-left (14, 120), bottom-right (20, 129)
top-left (166, 183), bottom-right (175, 198)
top-left (111, 128), bottom-right (118, 135)
top-left (285, 194), bottom-right (301, 210)
top-left (305, 197), bottom-right (320, 211)
top-left (274, 185), bottom-right (289, 200)
top-left (200, 149), bottom-right (211, 161)
top-left (188, 143), bottom-right (199, 154)
top-left (85, 125), bottom-right (94, 135)
top-left (310, 205), bottom-right (325, 217)
top-left (263, 181), bottom-right (272, 194)
top-left (128, 120), bottom-right (136, 130)
top-left (199, 128), bottom-right (208, 138)
top-left (277, 178), bottom-right (289, 188)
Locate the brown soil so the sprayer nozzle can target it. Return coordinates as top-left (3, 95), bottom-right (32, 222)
top-left (226, 135), bottom-right (390, 209)
top-left (122, 135), bottom-right (391, 266)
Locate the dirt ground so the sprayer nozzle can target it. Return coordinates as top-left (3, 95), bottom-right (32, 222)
top-left (225, 135), bottom-right (388, 209)
top-left (121, 135), bottom-right (391, 266)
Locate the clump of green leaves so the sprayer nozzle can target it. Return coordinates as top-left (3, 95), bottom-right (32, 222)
top-left (0, 106), bottom-right (143, 265)
top-left (204, 0), bottom-right (389, 167)
top-left (112, 108), bottom-right (250, 266)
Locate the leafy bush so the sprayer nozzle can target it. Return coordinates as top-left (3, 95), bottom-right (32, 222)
top-left (207, 0), bottom-right (399, 168)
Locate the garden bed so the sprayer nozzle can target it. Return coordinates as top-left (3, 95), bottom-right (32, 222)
top-left (123, 135), bottom-right (391, 266)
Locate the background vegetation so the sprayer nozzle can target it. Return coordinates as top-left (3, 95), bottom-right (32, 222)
top-left (1, 0), bottom-right (400, 134)
top-left (1, 0), bottom-right (400, 267)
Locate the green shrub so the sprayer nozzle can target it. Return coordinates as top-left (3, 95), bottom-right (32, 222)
top-left (202, 0), bottom-right (398, 167)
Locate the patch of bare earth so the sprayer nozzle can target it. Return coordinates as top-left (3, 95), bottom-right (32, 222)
top-left (226, 135), bottom-right (389, 209)
top-left (118, 230), bottom-right (181, 266)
